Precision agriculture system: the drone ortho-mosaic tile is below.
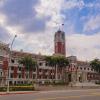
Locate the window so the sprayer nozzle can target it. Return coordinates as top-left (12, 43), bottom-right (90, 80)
top-left (10, 73), bottom-right (13, 78)
top-left (45, 63), bottom-right (48, 66)
top-left (44, 75), bottom-right (47, 79)
top-left (33, 74), bottom-right (36, 79)
top-left (19, 74), bottom-right (21, 78)
top-left (91, 69), bottom-right (93, 71)
top-left (39, 62), bottom-right (43, 66)
top-left (45, 70), bottom-right (48, 72)
top-left (80, 67), bottom-right (82, 70)
top-left (11, 66), bottom-right (14, 70)
top-left (0, 72), bottom-right (2, 76)
top-left (84, 68), bottom-right (86, 70)
top-left (14, 81), bottom-right (16, 85)
top-left (26, 74), bottom-right (28, 78)
top-left (19, 67), bottom-right (22, 71)
top-left (11, 59), bottom-right (15, 63)
top-left (39, 69), bottom-right (42, 72)
top-left (9, 81), bottom-right (12, 85)
top-left (33, 68), bottom-right (36, 72)
top-left (21, 81), bottom-right (23, 84)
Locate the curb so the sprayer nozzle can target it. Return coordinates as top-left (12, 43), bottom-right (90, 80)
top-left (0, 91), bottom-right (38, 96)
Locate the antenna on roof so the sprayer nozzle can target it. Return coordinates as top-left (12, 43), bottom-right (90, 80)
top-left (53, 10), bottom-right (64, 31)
top-left (53, 21), bottom-right (64, 31)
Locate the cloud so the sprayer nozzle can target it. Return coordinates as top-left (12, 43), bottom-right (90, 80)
top-left (0, 25), bottom-right (10, 42)
top-left (83, 14), bottom-right (100, 32)
top-left (0, 0), bottom-right (5, 7)
top-left (0, 0), bottom-right (47, 34)
top-left (0, 0), bottom-right (100, 61)
top-left (63, 0), bottom-right (85, 10)
top-left (67, 32), bottom-right (100, 61)
top-left (35, 0), bottom-right (65, 29)
top-left (13, 30), bottom-right (54, 55)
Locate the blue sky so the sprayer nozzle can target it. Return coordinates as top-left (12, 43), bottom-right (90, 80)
top-left (0, 0), bottom-right (100, 61)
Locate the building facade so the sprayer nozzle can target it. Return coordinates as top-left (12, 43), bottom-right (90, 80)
top-left (0, 41), bottom-right (9, 86)
top-left (66, 56), bottom-right (100, 84)
top-left (0, 47), bottom-right (99, 85)
top-left (0, 29), bottom-right (100, 86)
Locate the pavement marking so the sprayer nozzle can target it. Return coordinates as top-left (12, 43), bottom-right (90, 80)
top-left (36, 93), bottom-right (100, 100)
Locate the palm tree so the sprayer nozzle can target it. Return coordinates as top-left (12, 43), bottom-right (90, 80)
top-left (45, 55), bottom-right (69, 82)
top-left (19, 55), bottom-right (37, 84)
top-left (45, 56), bottom-right (55, 81)
top-left (54, 56), bottom-right (69, 82)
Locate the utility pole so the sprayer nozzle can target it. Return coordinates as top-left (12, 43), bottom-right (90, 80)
top-left (7, 35), bottom-right (17, 93)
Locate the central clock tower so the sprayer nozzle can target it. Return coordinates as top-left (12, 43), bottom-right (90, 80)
top-left (54, 30), bottom-right (66, 56)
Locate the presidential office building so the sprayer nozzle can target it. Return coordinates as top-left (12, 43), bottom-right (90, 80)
top-left (0, 30), bottom-right (100, 86)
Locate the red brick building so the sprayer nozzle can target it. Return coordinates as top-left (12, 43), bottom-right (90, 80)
top-left (0, 30), bottom-right (100, 86)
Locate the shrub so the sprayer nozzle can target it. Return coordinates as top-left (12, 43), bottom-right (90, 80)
top-left (95, 81), bottom-right (100, 85)
top-left (0, 86), bottom-right (34, 92)
top-left (0, 87), bottom-right (7, 92)
top-left (52, 81), bottom-right (66, 85)
top-left (10, 86), bottom-right (34, 91)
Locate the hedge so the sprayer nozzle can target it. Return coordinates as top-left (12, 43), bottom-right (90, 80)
top-left (0, 86), bottom-right (34, 92)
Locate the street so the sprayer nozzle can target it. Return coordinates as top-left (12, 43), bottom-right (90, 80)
top-left (0, 89), bottom-right (100, 100)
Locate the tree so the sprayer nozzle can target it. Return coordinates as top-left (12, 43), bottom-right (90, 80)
top-left (19, 55), bottom-right (37, 83)
top-left (90, 59), bottom-right (100, 73)
top-left (45, 56), bottom-right (55, 80)
top-left (45, 55), bottom-right (69, 82)
top-left (55, 56), bottom-right (69, 82)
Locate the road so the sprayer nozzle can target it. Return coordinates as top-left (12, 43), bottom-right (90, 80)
top-left (0, 89), bottom-right (100, 100)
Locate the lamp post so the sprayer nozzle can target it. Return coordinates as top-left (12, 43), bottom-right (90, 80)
top-left (7, 35), bottom-right (17, 93)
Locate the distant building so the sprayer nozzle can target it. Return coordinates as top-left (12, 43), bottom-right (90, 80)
top-left (54, 30), bottom-right (66, 56)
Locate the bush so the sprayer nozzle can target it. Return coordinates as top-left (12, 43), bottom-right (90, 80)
top-left (0, 86), bottom-right (34, 92)
top-left (15, 84), bottom-right (33, 86)
top-left (10, 86), bottom-right (34, 91)
top-left (95, 81), bottom-right (100, 85)
top-left (0, 87), bottom-right (7, 92)
top-left (44, 81), bottom-right (51, 85)
top-left (52, 81), bottom-right (67, 85)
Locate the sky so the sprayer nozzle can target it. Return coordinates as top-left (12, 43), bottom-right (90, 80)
top-left (0, 0), bottom-right (100, 61)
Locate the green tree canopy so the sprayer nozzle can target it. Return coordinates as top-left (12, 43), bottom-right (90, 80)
top-left (19, 55), bottom-right (37, 71)
top-left (45, 55), bottom-right (69, 68)
top-left (90, 59), bottom-right (100, 73)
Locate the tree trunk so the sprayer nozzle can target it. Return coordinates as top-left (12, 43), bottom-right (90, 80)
top-left (55, 65), bottom-right (58, 81)
top-left (35, 66), bottom-right (38, 83)
top-left (52, 67), bottom-right (53, 82)
top-left (28, 71), bottom-right (30, 84)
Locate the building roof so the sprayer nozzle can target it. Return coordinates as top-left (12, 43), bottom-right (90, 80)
top-left (77, 61), bottom-right (90, 67)
top-left (11, 50), bottom-right (45, 60)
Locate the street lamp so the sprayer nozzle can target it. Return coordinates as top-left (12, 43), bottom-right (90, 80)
top-left (7, 35), bottom-right (17, 93)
